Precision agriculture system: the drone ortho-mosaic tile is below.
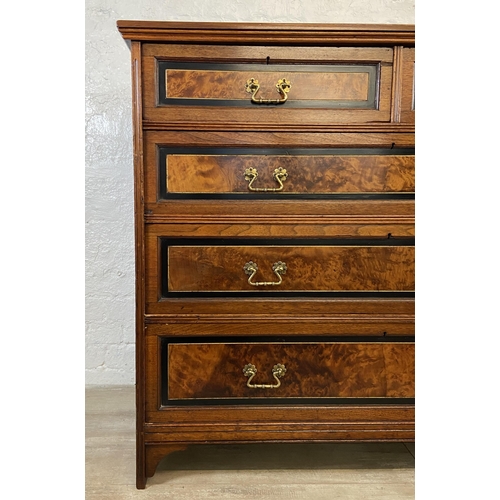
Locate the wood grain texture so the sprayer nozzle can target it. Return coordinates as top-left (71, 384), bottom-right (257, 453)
top-left (165, 69), bottom-right (370, 101)
top-left (166, 154), bottom-right (414, 194)
top-left (130, 40), bottom-right (147, 490)
top-left (143, 200), bottom-right (415, 218)
top-left (117, 21), bottom-right (415, 46)
top-left (143, 55), bottom-right (393, 126)
top-left (145, 319), bottom-right (414, 336)
top-left (145, 425), bottom-right (415, 440)
top-left (144, 130), bottom-right (415, 209)
top-left (167, 342), bottom-right (414, 400)
top-left (143, 43), bottom-right (394, 62)
top-left (390, 46), bottom-right (403, 123)
top-left (143, 130), bottom-right (415, 220)
top-left (167, 245), bottom-right (415, 292)
top-left (145, 228), bottom-right (415, 313)
top-left (144, 336), bottom-right (415, 437)
top-left (145, 298), bottom-right (416, 320)
top-left (144, 221), bottom-right (416, 239)
top-left (143, 97), bottom-right (392, 128)
top-left (144, 122), bottom-right (415, 133)
top-left (400, 48), bottom-right (415, 123)
top-left (146, 296), bottom-right (414, 316)
top-left (143, 337), bottom-right (414, 428)
top-left (119, 21), bottom-right (415, 488)
top-left (144, 129), bottom-right (415, 150)
top-left (146, 276), bottom-right (415, 314)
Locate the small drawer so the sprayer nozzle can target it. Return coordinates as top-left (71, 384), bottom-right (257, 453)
top-left (162, 241), bottom-right (415, 294)
top-left (162, 339), bottom-right (415, 402)
top-left (142, 44), bottom-right (395, 126)
top-left (400, 48), bottom-right (415, 123)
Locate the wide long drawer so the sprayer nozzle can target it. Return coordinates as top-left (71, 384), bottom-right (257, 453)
top-left (159, 240), bottom-right (415, 294)
top-left (162, 339), bottom-right (414, 403)
top-left (142, 131), bottom-right (415, 231)
top-left (158, 148), bottom-right (414, 197)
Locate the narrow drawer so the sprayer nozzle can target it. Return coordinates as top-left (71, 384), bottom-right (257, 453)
top-left (162, 241), bottom-right (415, 294)
top-left (163, 339), bottom-right (415, 402)
top-left (400, 48), bottom-right (415, 123)
top-left (142, 44), bottom-right (394, 125)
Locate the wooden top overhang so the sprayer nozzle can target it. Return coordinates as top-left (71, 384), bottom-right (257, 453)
top-left (117, 21), bottom-right (415, 46)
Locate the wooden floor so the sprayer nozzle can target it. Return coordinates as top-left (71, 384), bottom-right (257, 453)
top-left (86, 386), bottom-right (415, 499)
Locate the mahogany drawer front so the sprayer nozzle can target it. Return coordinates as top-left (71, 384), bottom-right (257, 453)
top-left (142, 44), bottom-right (394, 125)
top-left (164, 340), bottom-right (415, 402)
top-left (164, 243), bottom-right (415, 293)
top-left (143, 131), bottom-right (415, 224)
top-left (161, 148), bottom-right (415, 197)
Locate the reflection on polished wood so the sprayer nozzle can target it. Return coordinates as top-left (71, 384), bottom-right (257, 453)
top-left (166, 154), bottom-right (415, 194)
top-left (166, 69), bottom-right (370, 101)
top-left (167, 245), bottom-right (415, 292)
top-left (167, 342), bottom-right (415, 400)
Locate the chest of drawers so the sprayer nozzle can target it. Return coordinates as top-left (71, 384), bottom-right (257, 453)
top-left (117, 21), bottom-right (415, 489)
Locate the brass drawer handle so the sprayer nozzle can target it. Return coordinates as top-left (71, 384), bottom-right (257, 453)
top-left (244, 166), bottom-right (288, 192)
top-left (245, 77), bottom-right (291, 104)
top-left (243, 363), bottom-right (286, 389)
top-left (243, 260), bottom-right (287, 286)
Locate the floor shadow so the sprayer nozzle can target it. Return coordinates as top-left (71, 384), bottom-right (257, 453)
top-left (157, 442), bottom-right (415, 472)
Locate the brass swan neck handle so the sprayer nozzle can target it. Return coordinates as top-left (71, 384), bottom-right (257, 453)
top-left (245, 78), bottom-right (291, 104)
top-left (243, 261), bottom-right (287, 287)
top-left (244, 167), bottom-right (288, 192)
top-left (243, 363), bottom-right (287, 389)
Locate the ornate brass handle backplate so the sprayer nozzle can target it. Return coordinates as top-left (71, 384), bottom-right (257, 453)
top-left (243, 261), bottom-right (287, 286)
top-left (243, 363), bottom-right (287, 389)
top-left (244, 167), bottom-right (288, 192)
top-left (245, 78), bottom-right (291, 104)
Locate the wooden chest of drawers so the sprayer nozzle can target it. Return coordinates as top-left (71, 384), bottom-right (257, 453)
top-left (118, 21), bottom-right (415, 489)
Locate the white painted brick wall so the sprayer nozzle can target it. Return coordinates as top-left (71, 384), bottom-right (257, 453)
top-left (85, 0), bottom-right (415, 386)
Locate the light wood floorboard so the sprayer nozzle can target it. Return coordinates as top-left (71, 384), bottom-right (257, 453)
top-left (86, 386), bottom-right (414, 499)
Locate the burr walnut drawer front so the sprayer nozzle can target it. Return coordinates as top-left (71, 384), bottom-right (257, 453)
top-left (160, 242), bottom-right (415, 295)
top-left (163, 340), bottom-right (415, 402)
top-left (142, 44), bottom-right (394, 125)
top-left (153, 147), bottom-right (414, 199)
